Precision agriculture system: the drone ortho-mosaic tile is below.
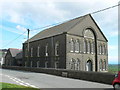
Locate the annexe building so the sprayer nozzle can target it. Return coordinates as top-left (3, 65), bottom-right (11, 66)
top-left (5, 48), bottom-right (22, 66)
top-left (23, 14), bottom-right (108, 72)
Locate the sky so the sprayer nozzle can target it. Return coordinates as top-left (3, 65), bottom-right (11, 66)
top-left (0, 0), bottom-right (119, 64)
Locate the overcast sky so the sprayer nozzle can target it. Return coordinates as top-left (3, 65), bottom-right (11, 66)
top-left (1, 0), bottom-right (119, 64)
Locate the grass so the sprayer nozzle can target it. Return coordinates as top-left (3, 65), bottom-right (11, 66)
top-left (0, 82), bottom-right (39, 90)
top-left (108, 64), bottom-right (120, 74)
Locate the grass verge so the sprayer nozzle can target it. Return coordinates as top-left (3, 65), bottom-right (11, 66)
top-left (0, 82), bottom-right (39, 90)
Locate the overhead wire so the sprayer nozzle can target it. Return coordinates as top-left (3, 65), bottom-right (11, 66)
top-left (2, 4), bottom-right (119, 48)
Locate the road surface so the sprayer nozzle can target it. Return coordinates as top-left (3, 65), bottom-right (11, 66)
top-left (0, 68), bottom-right (113, 89)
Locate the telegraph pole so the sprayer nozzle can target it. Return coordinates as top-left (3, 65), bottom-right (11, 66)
top-left (27, 29), bottom-right (30, 67)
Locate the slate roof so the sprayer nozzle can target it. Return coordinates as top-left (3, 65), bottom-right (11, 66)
top-left (15, 51), bottom-right (22, 59)
top-left (25, 14), bottom-right (87, 43)
top-left (25, 14), bottom-right (107, 43)
top-left (9, 48), bottom-right (22, 57)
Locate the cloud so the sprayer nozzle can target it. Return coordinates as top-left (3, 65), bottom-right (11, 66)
top-left (16, 25), bottom-right (27, 32)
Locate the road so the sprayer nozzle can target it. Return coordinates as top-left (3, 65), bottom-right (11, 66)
top-left (0, 68), bottom-right (113, 89)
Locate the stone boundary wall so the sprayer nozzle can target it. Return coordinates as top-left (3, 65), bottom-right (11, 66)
top-left (2, 66), bottom-right (115, 85)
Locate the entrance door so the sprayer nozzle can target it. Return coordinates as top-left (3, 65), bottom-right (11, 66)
top-left (86, 60), bottom-right (92, 71)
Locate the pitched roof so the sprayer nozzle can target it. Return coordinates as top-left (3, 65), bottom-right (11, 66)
top-left (25, 14), bottom-right (107, 43)
top-left (25, 14), bottom-right (88, 43)
top-left (15, 51), bottom-right (22, 59)
top-left (9, 48), bottom-right (22, 57)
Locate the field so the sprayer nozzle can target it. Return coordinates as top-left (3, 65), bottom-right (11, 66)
top-left (108, 64), bottom-right (120, 74)
top-left (0, 82), bottom-right (39, 90)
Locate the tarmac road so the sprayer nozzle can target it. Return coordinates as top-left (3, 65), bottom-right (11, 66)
top-left (0, 68), bottom-right (113, 89)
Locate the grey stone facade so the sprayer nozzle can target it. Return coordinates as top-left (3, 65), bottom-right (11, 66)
top-left (23, 14), bottom-right (108, 72)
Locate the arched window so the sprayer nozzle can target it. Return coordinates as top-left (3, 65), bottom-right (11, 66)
top-left (30, 61), bottom-right (33, 67)
top-left (76, 58), bottom-right (80, 70)
top-left (71, 39), bottom-right (74, 52)
top-left (102, 45), bottom-right (105, 55)
top-left (55, 42), bottom-right (59, 56)
top-left (71, 58), bottom-right (75, 70)
top-left (84, 29), bottom-right (95, 54)
top-left (45, 61), bottom-right (48, 68)
top-left (86, 60), bottom-right (92, 71)
top-left (91, 41), bottom-right (94, 54)
top-left (45, 43), bottom-right (48, 56)
top-left (55, 61), bottom-right (59, 69)
top-left (75, 39), bottom-right (79, 53)
top-left (99, 45), bottom-right (102, 54)
top-left (103, 60), bottom-right (106, 71)
top-left (37, 61), bottom-right (40, 68)
top-left (87, 41), bottom-right (90, 53)
top-left (99, 59), bottom-right (103, 71)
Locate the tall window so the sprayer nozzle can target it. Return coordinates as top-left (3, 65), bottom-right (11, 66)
top-left (45, 43), bottom-right (48, 56)
top-left (70, 58), bottom-right (75, 70)
top-left (84, 29), bottom-right (95, 54)
top-left (99, 45), bottom-right (102, 54)
top-left (75, 39), bottom-right (79, 53)
top-left (37, 46), bottom-right (40, 57)
top-left (99, 59), bottom-right (102, 71)
top-left (84, 39), bottom-right (87, 53)
top-left (37, 61), bottom-right (40, 68)
top-left (87, 41), bottom-right (90, 53)
top-left (45, 61), bottom-right (48, 68)
top-left (71, 39), bottom-right (74, 52)
top-left (104, 45), bottom-right (107, 55)
top-left (55, 61), bottom-right (59, 69)
top-left (76, 58), bottom-right (80, 70)
top-left (102, 45), bottom-right (105, 55)
top-left (103, 60), bottom-right (106, 71)
top-left (30, 61), bottom-right (33, 67)
top-left (91, 42), bottom-right (94, 54)
top-left (55, 42), bottom-right (59, 56)
top-left (31, 48), bottom-right (33, 57)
